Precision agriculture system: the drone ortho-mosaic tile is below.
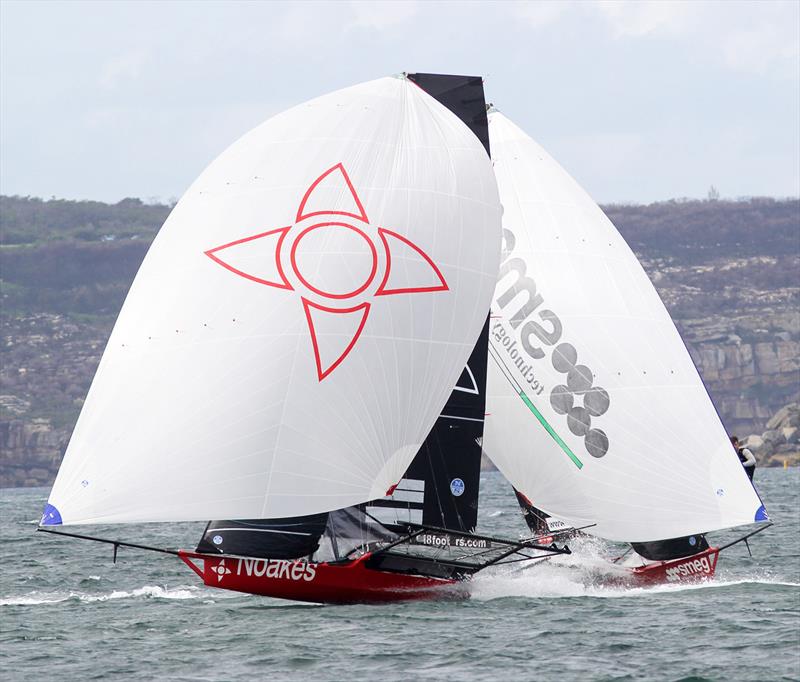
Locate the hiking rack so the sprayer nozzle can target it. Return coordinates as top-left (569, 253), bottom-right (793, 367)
top-left (365, 523), bottom-right (571, 579)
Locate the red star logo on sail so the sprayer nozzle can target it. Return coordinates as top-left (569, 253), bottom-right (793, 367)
top-left (205, 163), bottom-right (448, 380)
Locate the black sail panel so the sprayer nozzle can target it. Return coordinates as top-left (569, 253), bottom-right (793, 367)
top-left (631, 536), bottom-right (710, 561)
top-left (406, 73), bottom-right (491, 155)
top-left (196, 515), bottom-right (328, 559)
top-left (365, 320), bottom-right (489, 533)
top-left (514, 489), bottom-right (553, 536)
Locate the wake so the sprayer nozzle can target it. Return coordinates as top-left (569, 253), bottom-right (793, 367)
top-left (470, 537), bottom-right (799, 600)
top-left (0, 584), bottom-right (209, 607)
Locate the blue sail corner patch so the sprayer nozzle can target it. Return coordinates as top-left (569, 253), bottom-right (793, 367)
top-left (754, 504), bottom-right (769, 522)
top-left (40, 503), bottom-right (63, 526)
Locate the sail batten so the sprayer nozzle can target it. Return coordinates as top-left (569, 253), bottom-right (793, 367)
top-left (483, 111), bottom-right (765, 542)
top-left (43, 76), bottom-right (502, 526)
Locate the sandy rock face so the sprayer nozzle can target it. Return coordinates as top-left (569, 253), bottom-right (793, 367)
top-left (745, 403), bottom-right (800, 467)
top-left (0, 419), bottom-right (69, 487)
top-left (688, 337), bottom-right (799, 437)
top-left (766, 403), bottom-right (800, 430)
top-left (742, 434), bottom-right (764, 452)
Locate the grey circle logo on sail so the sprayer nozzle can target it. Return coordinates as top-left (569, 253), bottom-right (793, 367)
top-left (550, 342), bottom-right (610, 458)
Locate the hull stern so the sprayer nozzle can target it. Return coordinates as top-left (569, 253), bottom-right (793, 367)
top-left (629, 547), bottom-right (719, 585)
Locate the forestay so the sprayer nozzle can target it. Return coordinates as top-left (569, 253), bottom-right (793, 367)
top-left (42, 76), bottom-right (502, 526)
top-left (482, 111), bottom-right (766, 542)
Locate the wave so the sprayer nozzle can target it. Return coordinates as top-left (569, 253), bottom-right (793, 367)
top-left (0, 584), bottom-right (207, 606)
top-left (471, 567), bottom-right (800, 601)
top-left (0, 593), bottom-right (72, 606)
top-left (470, 540), bottom-right (800, 600)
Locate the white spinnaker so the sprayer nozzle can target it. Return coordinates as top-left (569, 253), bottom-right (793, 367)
top-left (44, 77), bottom-right (502, 526)
top-left (483, 111), bottom-right (765, 543)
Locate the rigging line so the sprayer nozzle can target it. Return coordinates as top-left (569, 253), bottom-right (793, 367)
top-left (469, 541), bottom-right (569, 575)
top-left (433, 436), bottom-right (463, 532)
top-left (612, 547), bottom-right (633, 564)
top-left (37, 528), bottom-right (180, 556)
top-left (440, 414), bottom-right (484, 423)
top-left (361, 505), bottom-right (402, 535)
top-left (426, 437), bottom-right (454, 532)
top-left (521, 522), bottom-right (597, 543)
top-left (203, 527), bottom-right (315, 537)
top-left (493, 552), bottom-right (557, 566)
top-left (717, 523), bottom-right (772, 552)
top-left (200, 520), bottom-right (212, 540)
top-left (369, 527), bottom-right (428, 557)
top-left (515, 555), bottom-right (558, 572)
top-left (223, 518), bottom-right (327, 530)
top-left (488, 343), bottom-right (583, 469)
top-left (529, 507), bottom-right (549, 524)
top-left (446, 534), bottom-right (569, 565)
top-left (433, 417), bottom-right (474, 533)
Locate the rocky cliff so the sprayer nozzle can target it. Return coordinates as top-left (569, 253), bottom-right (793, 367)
top-left (0, 418), bottom-right (68, 487)
top-left (0, 311), bottom-right (795, 487)
top-left (689, 336), bottom-right (799, 435)
top-left (742, 403), bottom-right (800, 467)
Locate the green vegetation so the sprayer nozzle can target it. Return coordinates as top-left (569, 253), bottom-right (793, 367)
top-left (606, 197), bottom-right (800, 261)
top-left (1, 196), bottom-right (171, 315)
top-left (0, 195), bottom-right (170, 245)
top-left (1, 194), bottom-right (798, 318)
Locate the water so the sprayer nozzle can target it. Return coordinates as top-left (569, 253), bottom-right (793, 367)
top-left (2, 469), bottom-right (798, 681)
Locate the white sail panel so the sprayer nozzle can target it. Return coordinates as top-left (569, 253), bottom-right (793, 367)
top-left (43, 77), bottom-right (502, 526)
top-left (483, 111), bottom-right (765, 542)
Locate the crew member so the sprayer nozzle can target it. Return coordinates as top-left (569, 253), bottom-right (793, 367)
top-left (731, 436), bottom-right (756, 481)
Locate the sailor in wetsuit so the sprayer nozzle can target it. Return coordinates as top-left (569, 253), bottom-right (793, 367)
top-left (731, 435), bottom-right (757, 481)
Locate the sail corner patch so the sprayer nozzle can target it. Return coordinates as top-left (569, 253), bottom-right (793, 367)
top-left (754, 504), bottom-right (769, 522)
top-left (40, 503), bottom-right (62, 526)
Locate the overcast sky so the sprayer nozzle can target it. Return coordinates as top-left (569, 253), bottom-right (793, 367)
top-left (1, 0), bottom-right (798, 205)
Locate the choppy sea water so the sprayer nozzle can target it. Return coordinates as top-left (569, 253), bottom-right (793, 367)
top-left (1, 469), bottom-right (798, 681)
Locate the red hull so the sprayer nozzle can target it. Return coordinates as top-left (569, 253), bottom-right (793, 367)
top-left (179, 551), bottom-right (464, 604)
top-left (628, 547), bottom-right (719, 585)
top-left (178, 546), bottom-right (719, 602)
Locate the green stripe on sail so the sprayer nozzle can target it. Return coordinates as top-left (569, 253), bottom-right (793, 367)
top-left (518, 390), bottom-right (583, 470)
